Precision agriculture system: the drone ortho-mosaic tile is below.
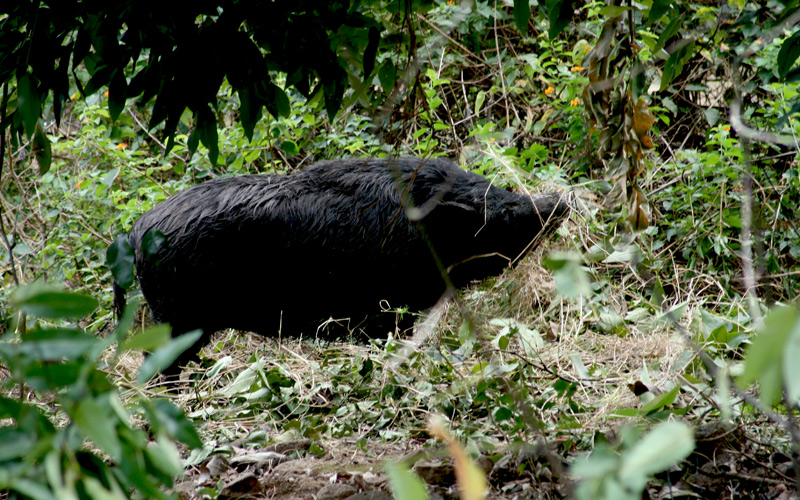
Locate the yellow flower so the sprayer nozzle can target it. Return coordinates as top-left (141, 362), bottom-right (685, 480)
top-left (571, 66), bottom-right (585, 71)
top-left (116, 143), bottom-right (128, 150)
top-left (104, 90), bottom-right (109, 97)
top-left (545, 86), bottom-right (555, 95)
top-left (447, 0), bottom-right (455, 4)
top-left (571, 98), bottom-right (580, 106)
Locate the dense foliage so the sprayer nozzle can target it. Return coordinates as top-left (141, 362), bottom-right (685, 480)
top-left (1, 0), bottom-right (800, 499)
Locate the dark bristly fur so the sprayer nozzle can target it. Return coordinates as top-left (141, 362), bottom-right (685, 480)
top-left (123, 157), bottom-right (571, 373)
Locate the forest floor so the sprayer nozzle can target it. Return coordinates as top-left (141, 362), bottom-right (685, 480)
top-left (117, 248), bottom-right (797, 500)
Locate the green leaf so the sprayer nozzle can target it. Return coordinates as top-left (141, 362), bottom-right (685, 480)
top-left (599, 5), bottom-right (631, 17)
top-left (148, 399), bottom-right (203, 447)
top-left (571, 445), bottom-right (619, 479)
top-left (379, 60), bottom-right (396, 95)
top-left (782, 310), bottom-right (800, 406)
top-left (107, 234), bottom-right (135, 290)
top-left (71, 398), bottom-right (123, 462)
top-left (386, 462), bottom-right (429, 500)
top-left (704, 107), bottom-right (720, 126)
top-left (32, 121), bottom-right (52, 175)
top-left (543, 252), bottom-right (592, 298)
top-left (108, 69), bottom-right (128, 122)
top-left (11, 284), bottom-right (98, 319)
top-left (10, 329), bottom-right (100, 361)
top-left (17, 73), bottom-right (42, 138)
top-left (137, 330), bottom-right (203, 383)
top-left (618, 421), bottom-right (694, 489)
top-left (648, 0), bottom-right (673, 24)
top-left (142, 229), bottom-right (166, 261)
top-left (603, 245), bottom-right (641, 264)
top-left (280, 140), bottom-right (299, 155)
top-left (238, 86), bottom-right (260, 141)
top-left (270, 84), bottom-right (291, 117)
top-left (514, 0), bottom-right (531, 35)
top-left (639, 386), bottom-right (679, 415)
top-left (654, 14), bottom-right (685, 52)
top-left (474, 90), bottom-right (486, 115)
top-left (0, 428), bottom-right (36, 461)
top-left (778, 30), bottom-right (800, 79)
top-left (363, 26), bottom-right (380, 78)
top-left (122, 324), bottom-right (172, 352)
top-left (196, 106), bottom-right (219, 166)
top-left (660, 38), bottom-right (693, 92)
top-left (740, 306), bottom-right (796, 389)
top-left (145, 432), bottom-right (184, 478)
top-left (9, 478), bottom-right (56, 500)
top-left (546, 0), bottom-right (574, 40)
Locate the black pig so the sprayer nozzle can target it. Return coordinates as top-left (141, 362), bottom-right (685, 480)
top-left (120, 157), bottom-right (569, 372)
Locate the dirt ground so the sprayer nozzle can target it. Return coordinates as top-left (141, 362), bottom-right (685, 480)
top-left (171, 423), bottom-right (797, 500)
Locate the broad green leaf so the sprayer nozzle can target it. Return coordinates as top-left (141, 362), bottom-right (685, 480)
top-left (363, 26), bottom-right (380, 78)
top-left (148, 399), bottom-right (202, 447)
top-left (32, 121), bottom-right (52, 175)
top-left (740, 306), bottom-right (796, 388)
top-left (648, 0), bottom-right (672, 23)
top-left (385, 462), bottom-right (429, 500)
top-left (71, 398), bottom-right (122, 461)
top-left (136, 330), bottom-right (203, 383)
top-left (17, 73), bottom-right (42, 137)
top-left (196, 106), bottom-right (219, 166)
top-left (572, 446), bottom-right (619, 480)
top-left (618, 421), bottom-right (694, 489)
top-left (603, 245), bottom-right (641, 263)
top-left (552, 260), bottom-right (591, 298)
top-left (599, 5), bottom-right (631, 17)
top-left (639, 385), bottom-right (679, 415)
top-left (9, 479), bottom-right (55, 500)
top-left (704, 107), bottom-right (720, 126)
top-left (11, 284), bottom-right (98, 319)
top-left (474, 90), bottom-right (486, 115)
top-left (514, 0), bottom-right (531, 35)
top-left (660, 40), bottom-right (695, 91)
top-left (379, 60), bottom-right (396, 95)
top-left (654, 14), bottom-right (685, 52)
top-left (107, 234), bottom-right (135, 290)
top-left (221, 357), bottom-right (266, 396)
top-left (546, 0), bottom-right (574, 40)
top-left (270, 84), bottom-right (291, 117)
top-left (145, 432), bottom-right (184, 478)
top-left (81, 476), bottom-right (124, 500)
top-left (280, 140), bottom-right (299, 155)
top-left (238, 86), bottom-right (259, 141)
top-left (142, 229), bottom-right (166, 261)
top-left (108, 69), bottom-right (128, 122)
top-left (657, 301), bottom-right (688, 323)
top-left (0, 428), bottom-right (36, 461)
top-left (10, 329), bottom-right (99, 361)
top-left (783, 312), bottom-right (800, 406)
top-left (122, 324), bottom-right (172, 352)
top-left (778, 30), bottom-right (800, 79)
